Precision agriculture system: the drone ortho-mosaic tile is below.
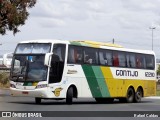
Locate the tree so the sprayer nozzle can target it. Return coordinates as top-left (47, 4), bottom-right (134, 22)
top-left (157, 65), bottom-right (160, 75)
top-left (0, 0), bottom-right (36, 35)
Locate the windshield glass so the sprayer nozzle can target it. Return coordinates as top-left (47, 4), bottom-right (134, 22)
top-left (15, 43), bottom-right (51, 54)
top-left (11, 55), bottom-right (47, 81)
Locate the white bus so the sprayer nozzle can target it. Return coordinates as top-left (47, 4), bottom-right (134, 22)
top-left (0, 53), bottom-right (13, 69)
top-left (10, 40), bottom-right (156, 104)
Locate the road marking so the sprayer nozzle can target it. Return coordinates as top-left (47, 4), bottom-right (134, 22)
top-left (145, 96), bottom-right (160, 99)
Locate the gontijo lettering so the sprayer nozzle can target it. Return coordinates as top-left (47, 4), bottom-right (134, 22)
top-left (116, 70), bottom-right (138, 77)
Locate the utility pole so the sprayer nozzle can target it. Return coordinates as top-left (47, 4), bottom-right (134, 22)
top-left (149, 27), bottom-right (156, 50)
top-left (112, 38), bottom-right (114, 44)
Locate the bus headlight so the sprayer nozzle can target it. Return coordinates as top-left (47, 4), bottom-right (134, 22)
top-left (36, 84), bottom-right (47, 89)
top-left (10, 84), bottom-right (16, 88)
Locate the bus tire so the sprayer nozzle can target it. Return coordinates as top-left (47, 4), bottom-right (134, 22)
top-left (126, 87), bottom-right (135, 103)
top-left (35, 97), bottom-right (41, 104)
top-left (134, 87), bottom-right (143, 103)
top-left (66, 87), bottom-right (73, 104)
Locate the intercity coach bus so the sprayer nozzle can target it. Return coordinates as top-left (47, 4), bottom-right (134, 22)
top-left (10, 40), bottom-right (156, 104)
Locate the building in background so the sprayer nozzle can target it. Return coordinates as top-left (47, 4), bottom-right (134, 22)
top-left (0, 53), bottom-right (13, 69)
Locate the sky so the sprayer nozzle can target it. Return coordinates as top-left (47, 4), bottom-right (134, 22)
top-left (0, 0), bottom-right (160, 58)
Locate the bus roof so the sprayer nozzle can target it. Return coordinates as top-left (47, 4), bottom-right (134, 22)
top-left (19, 39), bottom-right (69, 44)
top-left (18, 39), bottom-right (155, 55)
top-left (70, 40), bottom-right (123, 48)
top-left (70, 40), bottom-right (155, 55)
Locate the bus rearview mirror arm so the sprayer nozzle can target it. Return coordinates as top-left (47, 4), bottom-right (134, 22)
top-left (44, 53), bottom-right (53, 67)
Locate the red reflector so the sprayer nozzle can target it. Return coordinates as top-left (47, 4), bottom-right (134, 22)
top-left (22, 91), bottom-right (28, 94)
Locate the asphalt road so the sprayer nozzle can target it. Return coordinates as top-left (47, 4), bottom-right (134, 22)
top-left (0, 89), bottom-right (160, 120)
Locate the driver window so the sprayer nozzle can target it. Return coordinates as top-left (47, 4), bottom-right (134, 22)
top-left (49, 44), bottom-right (66, 83)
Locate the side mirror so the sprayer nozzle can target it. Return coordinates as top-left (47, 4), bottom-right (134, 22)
top-left (44, 53), bottom-right (53, 67)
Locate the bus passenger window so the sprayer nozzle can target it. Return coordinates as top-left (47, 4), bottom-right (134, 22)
top-left (99, 51), bottom-right (107, 65)
top-left (84, 55), bottom-right (92, 64)
top-left (113, 52), bottom-right (119, 67)
top-left (67, 46), bottom-right (83, 64)
top-left (136, 57), bottom-right (141, 68)
top-left (84, 48), bottom-right (98, 65)
top-left (136, 54), bottom-right (145, 69)
top-left (130, 54), bottom-right (136, 68)
top-left (118, 52), bottom-right (126, 67)
top-left (145, 55), bottom-right (154, 69)
top-left (105, 51), bottom-right (112, 66)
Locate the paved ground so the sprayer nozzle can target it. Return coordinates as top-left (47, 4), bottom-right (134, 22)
top-left (0, 89), bottom-right (160, 120)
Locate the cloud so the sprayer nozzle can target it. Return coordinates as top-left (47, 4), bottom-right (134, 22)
top-left (1, 0), bottom-right (160, 58)
top-left (29, 0), bottom-right (114, 28)
top-left (39, 18), bottom-right (66, 28)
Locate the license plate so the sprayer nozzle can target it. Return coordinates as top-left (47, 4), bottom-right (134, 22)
top-left (22, 91), bottom-right (28, 94)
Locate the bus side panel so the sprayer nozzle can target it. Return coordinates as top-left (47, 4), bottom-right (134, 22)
top-left (82, 65), bottom-right (112, 98)
top-left (101, 67), bottom-right (156, 98)
top-left (65, 64), bottom-right (92, 98)
top-left (101, 67), bottom-right (124, 97)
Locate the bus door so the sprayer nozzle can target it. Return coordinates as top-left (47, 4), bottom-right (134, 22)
top-left (49, 44), bottom-right (66, 84)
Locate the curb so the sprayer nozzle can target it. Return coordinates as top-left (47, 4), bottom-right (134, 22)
top-left (145, 96), bottom-right (160, 99)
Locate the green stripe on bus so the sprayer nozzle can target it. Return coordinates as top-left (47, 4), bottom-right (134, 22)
top-left (70, 41), bottom-right (82, 46)
top-left (70, 41), bottom-right (89, 47)
top-left (92, 66), bottom-right (110, 97)
top-left (82, 65), bottom-right (102, 97)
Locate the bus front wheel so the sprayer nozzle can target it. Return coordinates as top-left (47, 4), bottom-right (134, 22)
top-left (35, 97), bottom-right (41, 104)
top-left (66, 87), bottom-right (73, 104)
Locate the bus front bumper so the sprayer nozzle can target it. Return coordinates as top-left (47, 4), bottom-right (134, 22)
top-left (10, 87), bottom-right (56, 98)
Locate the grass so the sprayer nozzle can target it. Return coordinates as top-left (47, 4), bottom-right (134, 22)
top-left (156, 90), bottom-right (160, 96)
top-left (0, 72), bottom-right (10, 88)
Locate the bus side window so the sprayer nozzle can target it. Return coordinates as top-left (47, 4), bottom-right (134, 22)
top-left (99, 50), bottom-right (112, 66)
top-left (68, 47), bottom-right (75, 63)
top-left (84, 48), bottom-right (98, 65)
top-left (113, 52), bottom-right (119, 67)
top-left (145, 55), bottom-right (155, 70)
top-left (67, 46), bottom-right (83, 64)
top-left (118, 52), bottom-right (126, 67)
top-left (99, 51), bottom-right (106, 65)
top-left (105, 51), bottom-right (112, 66)
top-left (126, 53), bottom-right (130, 68)
top-left (136, 54), bottom-right (145, 69)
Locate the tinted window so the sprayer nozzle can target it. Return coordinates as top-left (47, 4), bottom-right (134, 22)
top-left (113, 51), bottom-right (119, 67)
top-left (145, 55), bottom-right (155, 70)
top-left (126, 53), bottom-right (136, 68)
top-left (113, 51), bottom-right (126, 67)
top-left (68, 46), bottom-right (83, 64)
top-left (53, 44), bottom-right (66, 62)
top-left (99, 50), bottom-right (112, 66)
top-left (15, 43), bottom-right (51, 54)
top-left (118, 52), bottom-right (126, 67)
top-left (84, 47), bottom-right (98, 65)
top-left (135, 54), bottom-right (146, 69)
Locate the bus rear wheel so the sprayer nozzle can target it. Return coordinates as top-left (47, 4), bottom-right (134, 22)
top-left (126, 87), bottom-right (135, 103)
top-left (66, 87), bottom-right (73, 104)
top-left (134, 88), bottom-right (143, 103)
top-left (35, 97), bottom-right (41, 104)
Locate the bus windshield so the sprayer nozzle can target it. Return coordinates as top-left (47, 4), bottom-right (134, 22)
top-left (11, 55), bottom-right (47, 82)
top-left (15, 43), bottom-right (51, 54)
